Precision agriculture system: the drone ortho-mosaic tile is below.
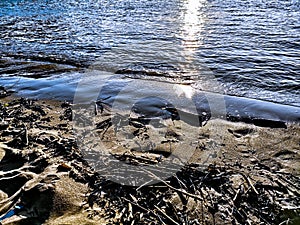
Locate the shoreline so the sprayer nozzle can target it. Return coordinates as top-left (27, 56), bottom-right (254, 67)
top-left (0, 95), bottom-right (299, 224)
top-left (2, 80), bottom-right (300, 129)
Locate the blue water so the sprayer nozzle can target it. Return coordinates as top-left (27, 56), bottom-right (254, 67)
top-left (0, 0), bottom-right (299, 107)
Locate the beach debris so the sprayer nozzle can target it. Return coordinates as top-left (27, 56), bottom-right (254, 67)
top-left (86, 162), bottom-right (300, 225)
top-left (0, 205), bottom-right (23, 222)
top-left (0, 87), bottom-right (13, 99)
top-left (0, 97), bottom-right (299, 224)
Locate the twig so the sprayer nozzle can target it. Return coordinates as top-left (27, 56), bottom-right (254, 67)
top-left (113, 153), bottom-right (158, 165)
top-left (233, 188), bottom-right (240, 202)
top-left (0, 188), bottom-right (23, 214)
top-left (24, 126), bottom-right (29, 146)
top-left (174, 174), bottom-right (187, 189)
top-left (121, 197), bottom-right (150, 214)
top-left (154, 205), bottom-right (180, 225)
top-left (136, 180), bottom-right (155, 191)
top-left (122, 196), bottom-right (166, 223)
top-left (279, 218), bottom-right (290, 225)
top-left (239, 173), bottom-right (258, 195)
top-left (142, 169), bottom-right (203, 201)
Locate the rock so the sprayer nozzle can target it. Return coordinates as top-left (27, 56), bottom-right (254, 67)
top-left (0, 86), bottom-right (13, 99)
top-left (57, 163), bottom-right (72, 172)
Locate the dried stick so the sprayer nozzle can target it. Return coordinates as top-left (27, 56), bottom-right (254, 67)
top-left (142, 169), bottom-right (203, 201)
top-left (154, 205), bottom-right (180, 225)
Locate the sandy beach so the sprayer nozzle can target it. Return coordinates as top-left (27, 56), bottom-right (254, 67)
top-left (1, 0), bottom-right (299, 224)
top-left (0, 94), bottom-right (299, 225)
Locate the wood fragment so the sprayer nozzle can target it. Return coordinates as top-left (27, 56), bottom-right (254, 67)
top-left (143, 169), bottom-right (203, 201)
top-left (154, 205), bottom-right (180, 225)
top-left (239, 173), bottom-right (259, 195)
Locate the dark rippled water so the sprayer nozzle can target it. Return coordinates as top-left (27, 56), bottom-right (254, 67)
top-left (0, 0), bottom-right (299, 107)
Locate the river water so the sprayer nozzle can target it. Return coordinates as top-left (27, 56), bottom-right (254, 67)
top-left (0, 0), bottom-right (299, 110)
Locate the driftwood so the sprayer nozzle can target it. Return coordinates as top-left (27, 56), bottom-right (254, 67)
top-left (87, 160), bottom-right (299, 224)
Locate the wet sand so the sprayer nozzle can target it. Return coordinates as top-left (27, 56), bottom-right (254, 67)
top-left (0, 95), bottom-right (299, 224)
